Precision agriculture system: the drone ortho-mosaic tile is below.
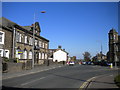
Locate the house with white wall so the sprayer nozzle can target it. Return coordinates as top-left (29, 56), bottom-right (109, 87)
top-left (53, 49), bottom-right (68, 62)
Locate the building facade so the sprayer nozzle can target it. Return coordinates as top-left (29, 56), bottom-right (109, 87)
top-left (53, 49), bottom-right (68, 62)
top-left (48, 46), bottom-right (68, 62)
top-left (108, 28), bottom-right (119, 63)
top-left (92, 52), bottom-right (107, 62)
top-left (0, 17), bottom-right (49, 65)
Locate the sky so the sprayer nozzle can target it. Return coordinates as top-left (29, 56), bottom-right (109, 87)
top-left (2, 2), bottom-right (118, 59)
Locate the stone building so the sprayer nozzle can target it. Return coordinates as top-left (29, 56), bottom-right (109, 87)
top-left (118, 35), bottom-right (120, 66)
top-left (92, 52), bottom-right (107, 62)
top-left (0, 17), bottom-right (49, 65)
top-left (108, 28), bottom-right (119, 63)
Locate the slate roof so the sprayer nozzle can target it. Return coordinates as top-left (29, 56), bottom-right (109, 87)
top-left (0, 17), bottom-right (49, 42)
top-left (109, 28), bottom-right (118, 33)
top-left (22, 26), bottom-right (31, 31)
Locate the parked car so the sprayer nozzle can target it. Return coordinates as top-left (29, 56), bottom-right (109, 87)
top-left (82, 61), bottom-right (86, 65)
top-left (86, 61), bottom-right (92, 65)
top-left (100, 60), bottom-right (111, 66)
top-left (69, 61), bottom-right (75, 66)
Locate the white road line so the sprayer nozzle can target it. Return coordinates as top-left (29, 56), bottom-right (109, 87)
top-left (21, 77), bottom-right (46, 86)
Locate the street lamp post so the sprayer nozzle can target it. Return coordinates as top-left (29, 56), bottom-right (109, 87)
top-left (32, 13), bottom-right (35, 68)
top-left (32, 11), bottom-right (46, 68)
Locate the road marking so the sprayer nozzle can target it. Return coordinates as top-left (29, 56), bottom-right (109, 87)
top-left (21, 77), bottom-right (46, 86)
top-left (80, 77), bottom-right (96, 88)
top-left (79, 74), bottom-right (114, 89)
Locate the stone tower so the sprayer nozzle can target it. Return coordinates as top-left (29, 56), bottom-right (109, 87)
top-left (108, 28), bottom-right (118, 62)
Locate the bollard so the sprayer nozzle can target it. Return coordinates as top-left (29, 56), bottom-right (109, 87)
top-left (110, 63), bottom-right (113, 68)
top-left (17, 58), bottom-right (19, 63)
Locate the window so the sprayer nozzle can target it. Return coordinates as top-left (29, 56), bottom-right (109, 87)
top-left (110, 34), bottom-right (113, 40)
top-left (42, 42), bottom-right (44, 48)
top-left (0, 49), bottom-right (3, 57)
top-left (16, 32), bottom-right (22, 42)
top-left (23, 50), bottom-right (27, 59)
top-left (25, 36), bottom-right (27, 44)
top-left (29, 51), bottom-right (32, 59)
top-left (114, 35), bottom-right (116, 40)
top-left (39, 41), bottom-right (42, 47)
top-left (16, 31), bottom-right (19, 42)
top-left (29, 37), bottom-right (33, 45)
top-left (45, 53), bottom-right (47, 59)
top-left (39, 52), bottom-right (41, 59)
top-left (0, 49), bottom-right (9, 58)
top-left (4, 50), bottom-right (9, 58)
top-left (19, 34), bottom-right (22, 42)
top-left (0, 31), bottom-right (5, 44)
top-left (45, 43), bottom-right (48, 49)
top-left (35, 40), bottom-right (37, 46)
top-left (42, 53), bottom-right (44, 59)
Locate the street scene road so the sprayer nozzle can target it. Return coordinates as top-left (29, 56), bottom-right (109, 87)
top-left (2, 65), bottom-right (118, 89)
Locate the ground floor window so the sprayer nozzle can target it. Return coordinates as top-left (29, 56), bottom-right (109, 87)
top-left (0, 49), bottom-right (3, 57)
top-left (42, 53), bottom-right (44, 59)
top-left (45, 53), bottom-right (47, 59)
top-left (23, 50), bottom-right (27, 59)
top-left (4, 50), bottom-right (9, 58)
top-left (0, 49), bottom-right (9, 58)
top-left (29, 51), bottom-right (32, 59)
top-left (39, 52), bottom-right (41, 59)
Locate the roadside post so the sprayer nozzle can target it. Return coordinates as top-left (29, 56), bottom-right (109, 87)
top-left (110, 63), bottom-right (113, 68)
top-left (16, 58), bottom-right (19, 63)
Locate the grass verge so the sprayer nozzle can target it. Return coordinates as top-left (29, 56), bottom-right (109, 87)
top-left (114, 74), bottom-right (120, 87)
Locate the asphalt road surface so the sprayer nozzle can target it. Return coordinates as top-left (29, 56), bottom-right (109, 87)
top-left (2, 65), bottom-right (118, 89)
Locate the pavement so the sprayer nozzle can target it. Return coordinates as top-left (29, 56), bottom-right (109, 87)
top-left (81, 67), bottom-right (120, 89)
top-left (2, 64), bottom-right (65, 80)
top-left (87, 74), bottom-right (119, 89)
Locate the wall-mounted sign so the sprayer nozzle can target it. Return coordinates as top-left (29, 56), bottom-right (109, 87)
top-left (18, 50), bottom-right (23, 54)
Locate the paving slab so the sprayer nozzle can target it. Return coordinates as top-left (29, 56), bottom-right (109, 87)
top-left (88, 74), bottom-right (119, 89)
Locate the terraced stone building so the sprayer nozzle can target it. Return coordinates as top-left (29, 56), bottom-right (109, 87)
top-left (0, 17), bottom-right (49, 65)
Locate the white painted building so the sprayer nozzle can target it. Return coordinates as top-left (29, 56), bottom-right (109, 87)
top-left (53, 49), bottom-right (68, 62)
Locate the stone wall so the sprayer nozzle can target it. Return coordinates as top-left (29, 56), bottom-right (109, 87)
top-left (7, 62), bottom-right (23, 73)
top-left (2, 29), bottom-right (13, 59)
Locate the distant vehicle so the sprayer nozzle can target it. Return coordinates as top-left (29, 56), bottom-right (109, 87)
top-left (86, 61), bottom-right (92, 65)
top-left (79, 61), bottom-right (82, 65)
top-left (100, 61), bottom-right (111, 66)
top-left (82, 61), bottom-right (86, 65)
top-left (67, 61), bottom-right (69, 65)
top-left (69, 61), bottom-right (75, 66)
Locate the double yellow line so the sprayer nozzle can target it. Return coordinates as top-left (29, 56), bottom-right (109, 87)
top-left (79, 77), bottom-right (96, 89)
top-left (79, 74), bottom-right (112, 89)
